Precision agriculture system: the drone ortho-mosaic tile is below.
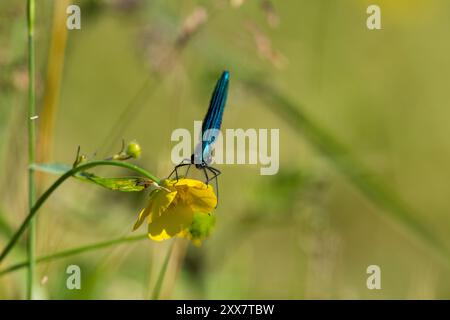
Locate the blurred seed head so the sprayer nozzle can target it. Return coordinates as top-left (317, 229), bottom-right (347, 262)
top-left (260, 0), bottom-right (279, 28)
top-left (12, 67), bottom-right (29, 92)
top-left (230, 0), bottom-right (279, 28)
top-left (175, 6), bottom-right (208, 49)
top-left (139, 6), bottom-right (208, 74)
top-left (246, 21), bottom-right (288, 69)
top-left (230, 0), bottom-right (246, 8)
top-left (139, 24), bottom-right (172, 74)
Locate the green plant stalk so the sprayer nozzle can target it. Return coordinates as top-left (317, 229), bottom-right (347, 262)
top-left (0, 160), bottom-right (159, 265)
top-left (152, 241), bottom-right (174, 300)
top-left (0, 234), bottom-right (147, 276)
top-left (26, 0), bottom-right (36, 300)
top-left (245, 80), bottom-right (450, 266)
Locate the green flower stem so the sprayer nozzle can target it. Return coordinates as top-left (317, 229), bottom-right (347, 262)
top-left (0, 160), bottom-right (159, 265)
top-left (26, 0), bottom-right (36, 299)
top-left (152, 241), bottom-right (175, 300)
top-left (0, 234), bottom-right (147, 276)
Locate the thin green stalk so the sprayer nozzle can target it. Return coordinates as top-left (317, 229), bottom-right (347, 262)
top-left (0, 234), bottom-right (147, 276)
top-left (26, 0), bottom-right (36, 299)
top-left (152, 241), bottom-right (175, 300)
top-left (245, 80), bottom-right (450, 266)
top-left (0, 160), bottom-right (159, 265)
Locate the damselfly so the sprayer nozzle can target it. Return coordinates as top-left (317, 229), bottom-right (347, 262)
top-left (169, 70), bottom-right (230, 201)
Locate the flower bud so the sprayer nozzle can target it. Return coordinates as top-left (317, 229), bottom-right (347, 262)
top-left (126, 141), bottom-right (141, 159)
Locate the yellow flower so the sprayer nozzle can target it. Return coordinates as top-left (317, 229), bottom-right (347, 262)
top-left (133, 178), bottom-right (217, 244)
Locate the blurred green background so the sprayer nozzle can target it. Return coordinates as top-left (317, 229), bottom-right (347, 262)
top-left (1, 0), bottom-right (450, 299)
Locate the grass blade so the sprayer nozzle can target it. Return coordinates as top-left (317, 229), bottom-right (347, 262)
top-left (152, 241), bottom-right (175, 300)
top-left (245, 79), bottom-right (450, 265)
top-left (0, 234), bottom-right (147, 276)
top-left (26, 0), bottom-right (37, 299)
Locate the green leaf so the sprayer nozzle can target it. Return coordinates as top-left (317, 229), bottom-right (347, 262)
top-left (30, 163), bottom-right (71, 175)
top-left (31, 162), bottom-right (148, 192)
top-left (79, 173), bottom-right (147, 192)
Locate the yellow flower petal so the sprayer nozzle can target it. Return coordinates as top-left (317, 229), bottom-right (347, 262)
top-left (133, 206), bottom-right (151, 230)
top-left (133, 188), bottom-right (159, 230)
top-left (133, 188), bottom-right (177, 230)
top-left (168, 178), bottom-right (205, 188)
top-left (148, 229), bottom-right (172, 242)
top-left (168, 178), bottom-right (217, 211)
top-left (150, 189), bottom-right (177, 218)
top-left (187, 184), bottom-right (217, 212)
top-left (147, 203), bottom-right (194, 240)
top-left (134, 178), bottom-right (218, 243)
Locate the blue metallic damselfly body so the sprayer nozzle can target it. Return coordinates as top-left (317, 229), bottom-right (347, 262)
top-left (169, 71), bottom-right (230, 202)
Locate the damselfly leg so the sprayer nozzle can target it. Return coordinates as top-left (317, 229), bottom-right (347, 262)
top-left (168, 159), bottom-right (191, 181)
top-left (168, 162), bottom-right (221, 206)
top-left (204, 165), bottom-right (221, 206)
